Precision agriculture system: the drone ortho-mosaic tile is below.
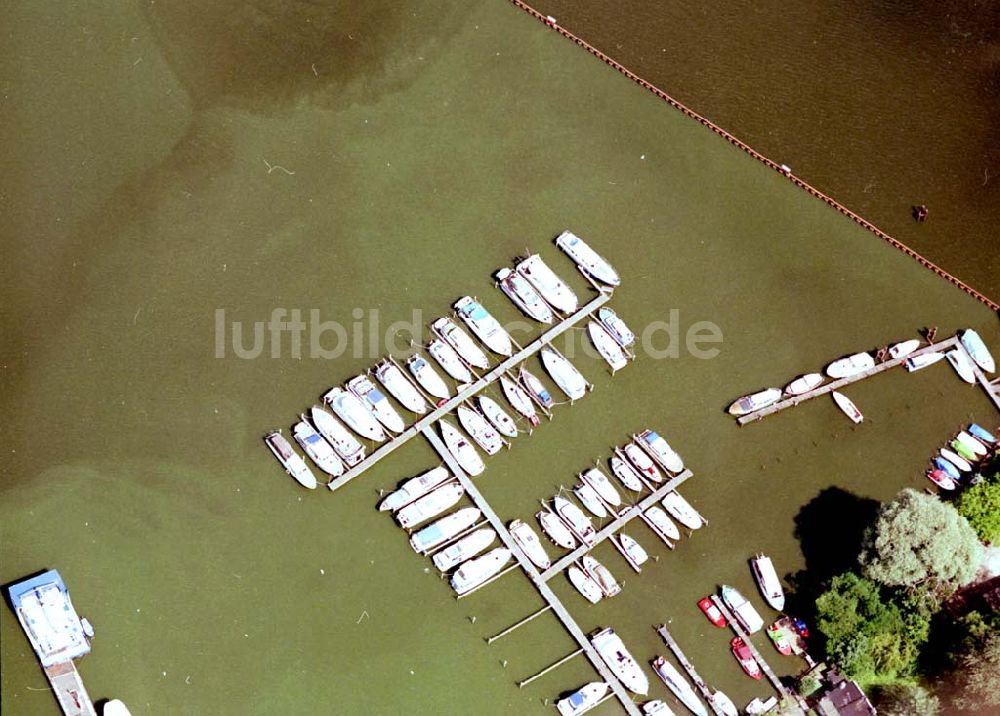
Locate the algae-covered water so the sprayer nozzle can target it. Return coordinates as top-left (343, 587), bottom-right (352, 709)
top-left (1, 2), bottom-right (998, 714)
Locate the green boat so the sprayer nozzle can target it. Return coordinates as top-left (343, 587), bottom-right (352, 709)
top-left (951, 439), bottom-right (978, 463)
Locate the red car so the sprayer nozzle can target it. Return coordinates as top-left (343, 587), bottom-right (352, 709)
top-left (698, 596), bottom-right (726, 628)
top-left (731, 637), bottom-right (762, 679)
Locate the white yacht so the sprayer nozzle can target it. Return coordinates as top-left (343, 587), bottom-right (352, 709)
top-left (651, 657), bottom-right (707, 716)
top-left (433, 317), bottom-right (490, 370)
top-left (588, 321), bottom-right (629, 371)
top-left (567, 565), bottom-right (603, 604)
top-left (574, 483), bottom-right (609, 518)
top-left (520, 367), bottom-right (556, 409)
top-left (661, 492), bottom-right (703, 530)
top-left (537, 510), bottom-right (578, 549)
top-left (591, 627), bottom-right (649, 695)
top-left (610, 455), bottom-right (645, 492)
top-left (509, 519), bottom-right (551, 569)
top-left (379, 466), bottom-right (451, 512)
top-left (406, 354), bottom-right (452, 401)
top-left (432, 528), bottom-right (496, 572)
top-left (945, 349), bottom-right (976, 384)
top-left (618, 533), bottom-right (649, 567)
top-left (454, 296), bottom-right (513, 356)
top-left (960, 328), bottom-right (995, 372)
top-left (624, 443), bottom-right (663, 484)
top-left (451, 548), bottom-right (512, 595)
top-left (556, 682), bottom-right (611, 716)
top-left (409, 507), bottom-right (481, 553)
top-left (555, 230), bottom-right (621, 286)
top-left (323, 387), bottom-right (387, 442)
top-left (427, 338), bottom-right (473, 383)
top-left (347, 375), bottom-right (406, 434)
top-left (751, 554), bottom-right (786, 611)
top-left (439, 420), bottom-right (485, 475)
top-left (500, 375), bottom-right (540, 426)
top-left (374, 360), bottom-right (428, 414)
top-left (554, 496), bottom-right (597, 545)
top-left (581, 555), bottom-right (620, 597)
top-left (396, 483), bottom-right (465, 529)
top-left (309, 407), bottom-right (365, 466)
top-left (9, 569), bottom-right (91, 668)
top-left (597, 307), bottom-right (635, 347)
top-left (888, 339), bottom-right (921, 360)
top-left (265, 431), bottom-right (317, 489)
top-left (292, 420), bottom-right (344, 476)
top-left (477, 395), bottom-right (518, 438)
top-left (721, 585), bottom-right (764, 633)
top-left (541, 348), bottom-right (589, 400)
top-left (635, 430), bottom-right (684, 474)
top-left (826, 352), bottom-right (875, 379)
top-left (516, 254), bottom-right (579, 314)
top-left (582, 468), bottom-right (622, 506)
top-left (496, 267), bottom-right (555, 323)
top-left (643, 506), bottom-right (680, 542)
top-left (457, 405), bottom-right (504, 455)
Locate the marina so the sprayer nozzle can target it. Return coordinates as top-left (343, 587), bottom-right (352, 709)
top-left (655, 625), bottom-right (728, 716)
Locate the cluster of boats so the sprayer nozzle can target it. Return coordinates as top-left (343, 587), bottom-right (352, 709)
top-left (926, 423), bottom-right (997, 491)
top-left (728, 328), bottom-right (996, 423)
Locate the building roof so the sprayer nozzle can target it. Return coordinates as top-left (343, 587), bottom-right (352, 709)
top-left (817, 671), bottom-right (876, 716)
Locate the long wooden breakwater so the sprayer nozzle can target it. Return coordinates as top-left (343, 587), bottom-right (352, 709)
top-left (507, 1), bottom-right (1000, 314)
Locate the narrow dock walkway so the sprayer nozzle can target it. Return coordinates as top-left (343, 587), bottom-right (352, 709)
top-left (970, 359), bottom-right (1000, 413)
top-left (654, 625), bottom-right (726, 716)
top-left (422, 425), bottom-right (642, 716)
top-left (43, 661), bottom-right (96, 716)
top-left (539, 470), bottom-right (693, 582)
top-left (327, 291), bottom-right (611, 492)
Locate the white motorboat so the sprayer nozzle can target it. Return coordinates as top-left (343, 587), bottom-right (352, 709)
top-left (728, 388), bottom-right (782, 417)
top-left (292, 420), bottom-right (344, 476)
top-left (652, 657), bottom-right (707, 716)
top-left (265, 431), bottom-right (317, 489)
top-left (396, 483), bottom-right (465, 529)
top-left (721, 585), bottom-right (764, 633)
top-left (889, 338), bottom-right (921, 360)
top-left (641, 701), bottom-right (674, 716)
top-left (439, 420), bottom-right (486, 475)
top-left (644, 506), bottom-right (680, 542)
top-left (597, 307), bottom-right (635, 347)
top-left (610, 455), bottom-right (645, 492)
top-left (588, 321), bottom-right (629, 371)
top-left (945, 349), bottom-right (976, 384)
top-left (826, 352), bottom-right (875, 378)
top-left (309, 407), bottom-right (365, 466)
top-left (323, 387), bottom-right (387, 442)
top-left (940, 448), bottom-right (972, 473)
top-left (347, 375), bottom-right (406, 434)
top-left (567, 565), bottom-right (603, 604)
top-left (554, 496), bottom-right (597, 545)
top-left (581, 555), bottom-right (621, 597)
top-left (960, 329), bottom-right (995, 372)
top-left (746, 697), bottom-right (779, 715)
top-left (785, 373), bottom-right (824, 396)
top-left (582, 468), bottom-right (622, 506)
top-left (538, 510), bottom-right (577, 549)
top-left (556, 682), bottom-right (611, 716)
top-left (661, 492), bottom-right (703, 530)
top-left (103, 700), bottom-right (133, 716)
top-left (457, 405), bottom-right (504, 455)
top-left (619, 533), bottom-right (649, 567)
top-left (520, 367), bottom-right (556, 409)
top-left (374, 360), bottom-right (428, 414)
top-left (406, 354), bottom-right (452, 401)
top-left (379, 466), bottom-right (451, 512)
top-left (591, 627), bottom-right (649, 695)
top-left (957, 430), bottom-right (989, 456)
top-left (433, 317), bottom-right (490, 370)
top-left (751, 554), bottom-right (786, 611)
top-left (624, 443), bottom-right (663, 484)
top-left (500, 374), bottom-right (540, 426)
top-left (832, 391), bottom-right (863, 423)
top-left (454, 296), bottom-right (513, 356)
top-left (574, 483), bottom-right (609, 518)
top-left (555, 230), bottom-right (621, 286)
top-left (509, 519), bottom-right (551, 569)
top-left (478, 396), bottom-right (518, 439)
top-left (409, 507), bottom-right (481, 553)
top-left (427, 338), bottom-right (473, 382)
top-left (516, 254), bottom-right (579, 314)
top-left (635, 430), bottom-right (684, 474)
top-left (496, 267), bottom-right (555, 324)
top-left (542, 348), bottom-right (589, 401)
top-left (433, 528), bottom-right (496, 571)
top-left (708, 691), bottom-right (738, 716)
top-left (451, 547), bottom-right (512, 595)
top-left (905, 352), bottom-right (945, 372)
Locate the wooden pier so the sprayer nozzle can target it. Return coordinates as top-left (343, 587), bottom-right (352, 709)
top-left (422, 425), bottom-right (643, 716)
top-left (43, 661), bottom-right (96, 716)
top-left (326, 290), bottom-right (611, 492)
top-left (654, 625), bottom-right (726, 716)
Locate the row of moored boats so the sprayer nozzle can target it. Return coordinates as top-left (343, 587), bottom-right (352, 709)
top-left (926, 423), bottom-right (997, 491)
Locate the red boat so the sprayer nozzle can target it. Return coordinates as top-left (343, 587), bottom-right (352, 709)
top-left (731, 637), bottom-right (762, 679)
top-left (766, 623), bottom-right (794, 656)
top-left (927, 469), bottom-right (957, 491)
top-left (698, 597), bottom-right (726, 628)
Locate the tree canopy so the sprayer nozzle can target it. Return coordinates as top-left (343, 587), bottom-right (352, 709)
top-left (871, 683), bottom-right (940, 716)
top-left (943, 631), bottom-right (1000, 711)
top-left (953, 472), bottom-right (1000, 544)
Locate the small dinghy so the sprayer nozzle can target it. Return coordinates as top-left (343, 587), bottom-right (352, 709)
top-left (969, 423), bottom-right (997, 444)
top-left (751, 554), bottom-right (786, 611)
top-left (477, 396), bottom-right (518, 438)
top-left (960, 329), bottom-right (995, 373)
top-left (516, 254), bottom-right (579, 314)
top-left (957, 430), bottom-right (989, 456)
top-left (555, 230), bottom-right (621, 286)
top-left (698, 597), bottom-right (726, 628)
top-left (379, 466), bottom-right (451, 512)
top-left (541, 348), bottom-right (589, 401)
top-left (927, 469), bottom-right (957, 491)
top-left (500, 375), bottom-right (540, 425)
top-left (457, 405), bottom-right (504, 455)
top-left (427, 338), bottom-right (473, 382)
top-left (721, 585), bottom-right (763, 633)
top-left (946, 349), bottom-right (976, 384)
top-left (588, 321), bottom-right (629, 371)
top-left (597, 307), bottom-right (635, 347)
top-left (554, 495), bottom-right (597, 545)
top-left (644, 506), bottom-right (681, 542)
top-left (432, 528), bottom-right (496, 572)
top-left (496, 267), bottom-right (554, 324)
top-left (619, 533), bottom-right (649, 567)
top-left (439, 420), bottom-right (485, 476)
top-left (940, 448), bottom-right (972, 473)
top-left (433, 317), bottom-right (490, 370)
top-left (556, 682), bottom-right (611, 716)
top-left (537, 510), bottom-right (577, 549)
top-left (661, 492), bottom-right (703, 530)
top-left (292, 420), bottom-right (344, 476)
top-left (520, 367), bottom-right (556, 409)
top-left (581, 555), bottom-right (620, 597)
top-left (785, 373), bottom-right (824, 396)
top-left (396, 483), bottom-right (465, 529)
top-left (374, 360), bottom-right (428, 415)
top-left (567, 565), bottom-right (602, 604)
top-left (574, 483), bottom-right (609, 518)
top-left (624, 444), bottom-right (663, 484)
top-left (264, 431), bottom-right (317, 489)
top-left (951, 439), bottom-right (978, 463)
top-left (406, 354), bottom-right (451, 402)
top-left (635, 430), bottom-right (684, 474)
top-left (933, 456), bottom-right (961, 481)
top-left (728, 388), bottom-right (782, 416)
top-left (509, 519), bottom-right (551, 569)
top-left (889, 339), bottom-right (921, 360)
top-left (832, 391), bottom-right (863, 423)
top-left (905, 352), bottom-right (945, 372)
top-left (347, 375), bottom-right (406, 434)
top-left (826, 352), bottom-right (875, 379)
top-left (451, 547), bottom-right (511, 595)
top-left (610, 455), bottom-right (645, 492)
top-left (731, 637), bottom-right (762, 680)
top-left (323, 387), bottom-right (387, 442)
top-left (309, 407), bottom-right (365, 466)
top-left (409, 507), bottom-right (481, 553)
top-left (592, 628), bottom-right (649, 696)
top-left (582, 468), bottom-right (622, 507)
top-left (651, 656), bottom-right (706, 715)
top-left (454, 296), bottom-right (513, 357)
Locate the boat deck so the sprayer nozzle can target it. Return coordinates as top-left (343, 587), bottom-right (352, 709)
top-left (43, 661), bottom-right (96, 716)
top-left (654, 625), bottom-right (728, 716)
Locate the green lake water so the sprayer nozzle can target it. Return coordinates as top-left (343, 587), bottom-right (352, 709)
top-left (1, 1), bottom-right (998, 714)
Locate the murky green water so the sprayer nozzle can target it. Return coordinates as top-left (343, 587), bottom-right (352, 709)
top-left (2, 2), bottom-right (998, 714)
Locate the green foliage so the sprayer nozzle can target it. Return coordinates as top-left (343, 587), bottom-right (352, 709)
top-left (797, 675), bottom-right (820, 696)
top-left (871, 683), bottom-right (940, 716)
top-left (860, 489), bottom-right (982, 589)
top-left (945, 631), bottom-right (1000, 711)
top-left (953, 471), bottom-right (1000, 543)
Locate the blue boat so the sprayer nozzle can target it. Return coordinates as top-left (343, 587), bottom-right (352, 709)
top-left (7, 570), bottom-right (91, 667)
top-left (969, 423), bottom-right (997, 445)
top-left (933, 457), bottom-right (961, 481)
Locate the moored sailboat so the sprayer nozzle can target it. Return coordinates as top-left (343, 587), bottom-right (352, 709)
top-left (554, 496), bottom-right (597, 545)
top-left (635, 429), bottom-right (684, 474)
top-left (574, 483), bottom-right (608, 518)
top-left (379, 466), bottom-right (452, 512)
top-left (265, 431), bottom-right (317, 489)
top-left (454, 296), bottom-right (513, 356)
top-left (728, 388), bottom-right (782, 417)
top-left (409, 507), bottom-right (481, 553)
top-left (451, 547), bottom-right (512, 595)
top-left (509, 519), bottom-right (551, 569)
top-left (597, 307), bottom-right (635, 347)
top-left (538, 510), bottom-right (577, 549)
top-left (541, 348), bottom-right (589, 401)
top-left (520, 367), bottom-right (555, 410)
top-left (439, 420), bottom-right (485, 475)
top-left (555, 230), bottom-right (621, 286)
top-left (433, 317), bottom-right (490, 370)
top-left (292, 419), bottom-right (344, 476)
top-left (427, 338), bottom-right (473, 382)
top-left (610, 454), bottom-right (645, 492)
top-left (432, 528), bottom-right (496, 572)
top-left (905, 352), bottom-right (945, 372)
top-left (500, 374), bottom-right (540, 426)
top-left (309, 407), bottom-right (365, 466)
top-left (644, 506), bottom-right (681, 542)
top-left (581, 555), bottom-right (620, 597)
top-left (567, 565), bottom-right (603, 604)
top-left (582, 468), bottom-right (622, 507)
top-left (396, 483), bottom-right (465, 529)
top-left (457, 405), bottom-right (504, 455)
top-left (945, 349), bottom-right (976, 384)
top-left (477, 396), bottom-right (518, 438)
top-left (661, 492), bottom-right (703, 530)
top-left (651, 656), bottom-right (707, 716)
top-left (784, 373), bottom-right (824, 396)
top-left (832, 391), bottom-right (863, 424)
top-left (826, 352), bottom-right (875, 378)
top-left (516, 254), bottom-right (579, 314)
top-left (374, 360), bottom-right (428, 415)
top-left (323, 387), bottom-right (387, 442)
top-left (624, 443), bottom-right (663, 484)
top-left (407, 354), bottom-right (452, 401)
top-left (592, 627), bottom-right (649, 695)
top-left (496, 266), bottom-right (555, 324)
top-left (721, 585), bottom-right (764, 633)
top-left (347, 375), bottom-right (406, 434)
top-left (960, 329), bottom-right (995, 372)
top-left (588, 321), bottom-right (629, 371)
top-left (556, 682), bottom-right (611, 716)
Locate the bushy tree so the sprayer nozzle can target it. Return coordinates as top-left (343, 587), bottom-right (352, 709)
top-left (860, 489), bottom-right (982, 589)
top-left (871, 683), bottom-right (940, 716)
top-left (945, 631), bottom-right (1000, 711)
top-left (953, 472), bottom-right (1000, 543)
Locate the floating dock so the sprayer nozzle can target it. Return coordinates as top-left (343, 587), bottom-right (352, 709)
top-left (43, 662), bottom-right (96, 716)
top-left (654, 625), bottom-right (727, 716)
